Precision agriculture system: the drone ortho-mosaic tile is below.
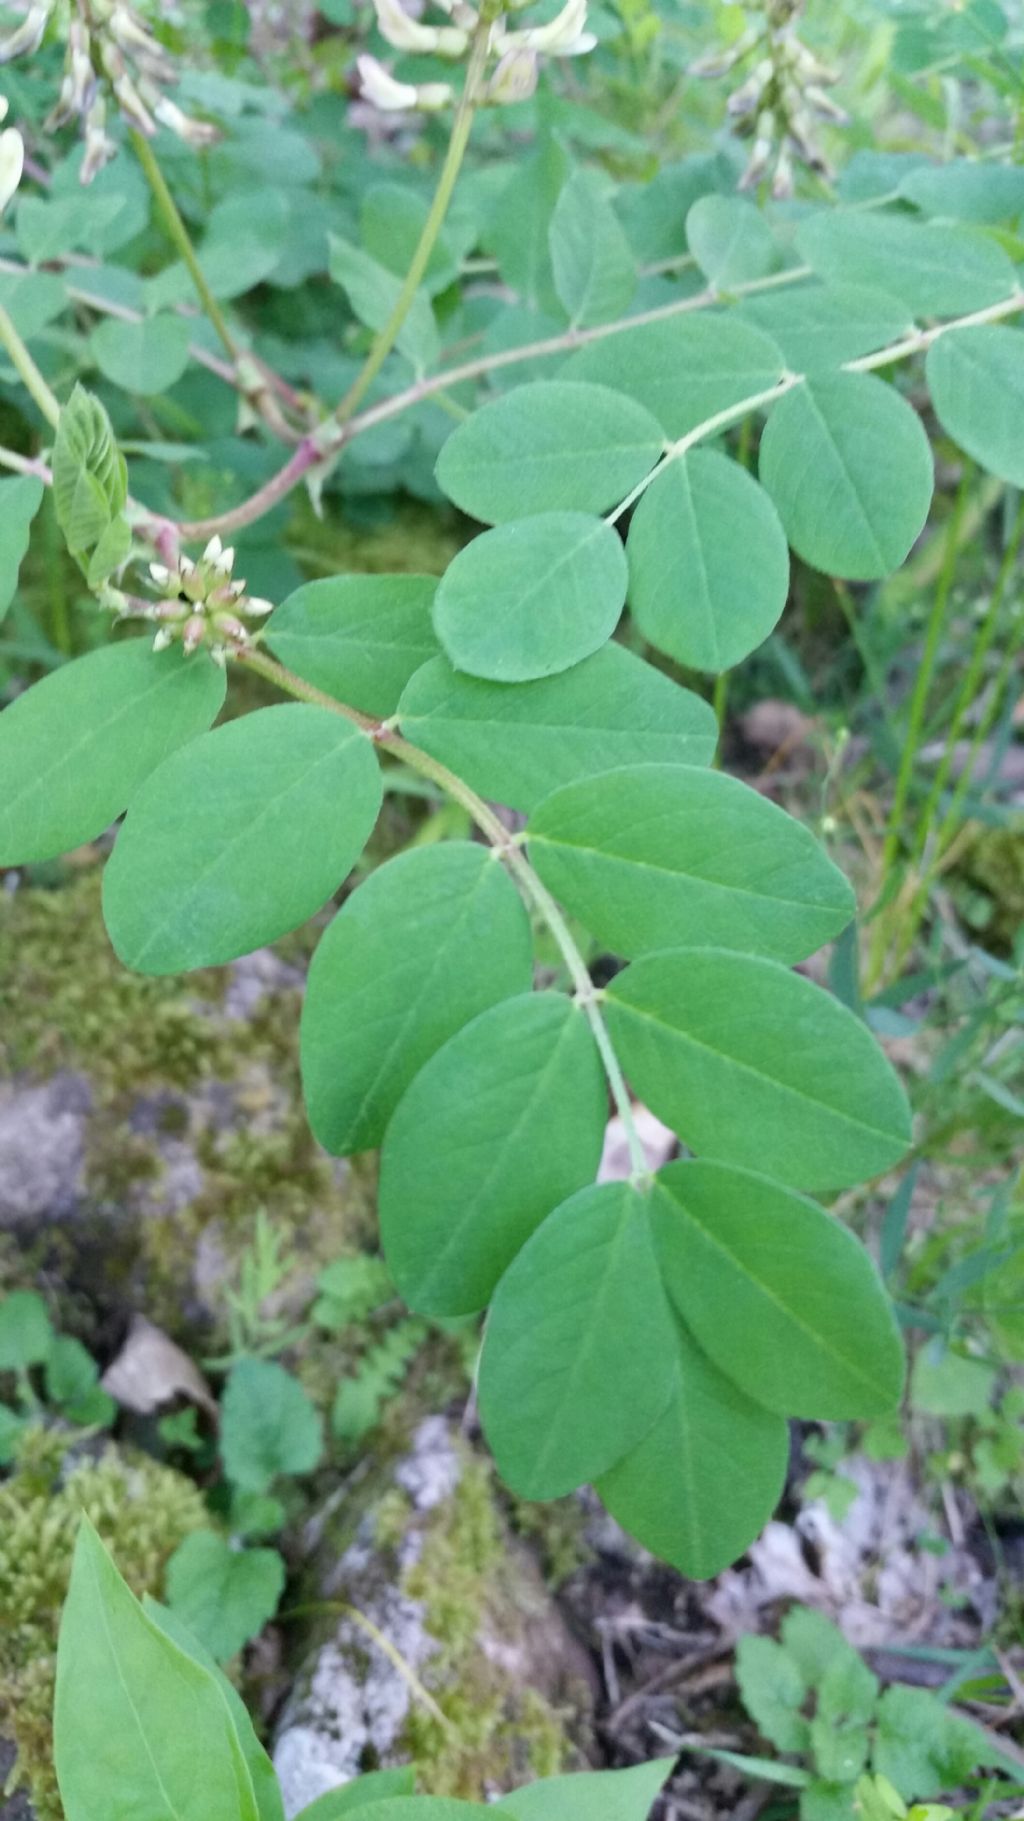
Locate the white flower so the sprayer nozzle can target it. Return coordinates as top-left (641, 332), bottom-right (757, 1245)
top-left (0, 101), bottom-right (24, 217)
top-left (372, 0), bottom-right (469, 56)
top-left (487, 46), bottom-right (538, 102)
top-left (357, 52), bottom-right (453, 111)
top-left (494, 0), bottom-right (595, 56)
top-left (0, 2), bottom-right (49, 64)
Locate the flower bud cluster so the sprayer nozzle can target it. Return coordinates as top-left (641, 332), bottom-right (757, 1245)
top-left (0, 0), bottom-right (217, 181)
top-left (357, 0), bottom-right (595, 116)
top-left (116, 536), bottom-right (273, 665)
top-left (0, 98), bottom-right (24, 216)
top-left (691, 0), bottom-right (845, 198)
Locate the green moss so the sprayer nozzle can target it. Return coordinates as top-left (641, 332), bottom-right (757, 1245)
top-left (0, 1427), bottom-right (207, 1820)
top-left (400, 1455), bottom-right (579, 1798)
top-left (0, 871), bottom-right (375, 1341)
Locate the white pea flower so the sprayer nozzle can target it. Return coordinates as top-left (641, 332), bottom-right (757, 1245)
top-left (494, 0), bottom-right (596, 57)
top-left (0, 98), bottom-right (24, 217)
top-left (487, 46), bottom-right (539, 103)
top-left (372, 0), bottom-right (469, 58)
top-left (0, 1), bottom-right (50, 62)
top-left (357, 52), bottom-right (453, 111)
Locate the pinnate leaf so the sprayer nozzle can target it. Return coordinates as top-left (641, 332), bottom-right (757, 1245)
top-left (479, 1181), bottom-right (677, 1499)
top-left (435, 381), bottom-right (662, 524)
top-left (926, 323), bottom-right (1024, 485)
top-left (267, 575), bottom-right (440, 718)
top-left (740, 283), bottom-right (913, 371)
top-left (597, 1321), bottom-right (788, 1580)
top-left (626, 451), bottom-right (790, 671)
top-left (651, 1160), bottom-right (905, 1418)
top-left (565, 313), bottom-right (786, 439)
top-left (759, 374), bottom-right (934, 581)
top-left (528, 764), bottom-right (853, 964)
top-left (0, 640), bottom-right (226, 866)
top-left (0, 474), bottom-right (44, 621)
top-left (795, 209), bottom-right (1018, 317)
top-left (433, 512), bottom-right (627, 682)
top-left (103, 704), bottom-right (382, 974)
top-left (52, 385), bottom-right (127, 563)
top-left (686, 194), bottom-right (777, 289)
top-left (548, 168), bottom-right (637, 327)
top-left (604, 948), bottom-right (912, 1190)
top-left (90, 314), bottom-right (191, 395)
top-left (301, 841), bottom-right (533, 1156)
top-left (379, 993), bottom-right (606, 1315)
top-left (398, 645), bottom-right (716, 814)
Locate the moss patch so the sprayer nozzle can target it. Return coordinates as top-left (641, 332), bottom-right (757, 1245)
top-left (0, 1426), bottom-right (207, 1820)
top-left (400, 1454), bottom-right (583, 1798)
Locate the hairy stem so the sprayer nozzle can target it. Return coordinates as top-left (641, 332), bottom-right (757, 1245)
top-left (130, 128), bottom-right (239, 363)
top-left (235, 644), bottom-right (651, 1181)
top-left (0, 303), bottom-right (61, 428)
top-left (330, 22), bottom-right (492, 430)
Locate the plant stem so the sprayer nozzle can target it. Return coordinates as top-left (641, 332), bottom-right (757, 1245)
top-left (0, 303), bottom-right (61, 428)
top-left (235, 644), bottom-right (651, 1182)
top-left (330, 22), bottom-right (492, 430)
top-left (129, 128), bottom-right (238, 363)
top-left (0, 444), bottom-right (51, 480)
top-left (866, 464), bottom-right (973, 989)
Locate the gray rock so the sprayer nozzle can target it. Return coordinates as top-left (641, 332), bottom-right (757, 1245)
top-left (273, 1417), bottom-right (595, 1817)
top-left (0, 1075), bottom-right (90, 1228)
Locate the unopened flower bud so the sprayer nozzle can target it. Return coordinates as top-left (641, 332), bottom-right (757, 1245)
top-left (357, 53), bottom-right (452, 111)
top-left (152, 627), bottom-right (174, 652)
top-left (153, 95), bottom-right (218, 147)
top-left (182, 614), bottom-right (206, 654)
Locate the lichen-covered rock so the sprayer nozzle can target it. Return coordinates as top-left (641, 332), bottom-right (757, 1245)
top-left (0, 1426), bottom-right (208, 1821)
top-left (273, 1417), bottom-right (595, 1816)
top-left (0, 871), bottom-right (373, 1345)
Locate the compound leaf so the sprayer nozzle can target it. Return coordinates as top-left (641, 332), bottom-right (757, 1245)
top-left (265, 574), bottom-right (439, 719)
top-left (528, 764), bottom-right (854, 964)
top-left (597, 1321), bottom-right (788, 1580)
top-left (759, 373), bottom-right (934, 580)
top-left (379, 993), bottom-right (606, 1316)
top-left (795, 209), bottom-right (1017, 316)
top-left (604, 948), bottom-right (912, 1190)
top-left (102, 704), bottom-right (381, 974)
top-left (399, 645), bottom-right (717, 814)
top-left (0, 474), bottom-right (44, 621)
top-left (479, 1181), bottom-right (677, 1499)
top-left (740, 283), bottom-right (914, 371)
top-left (0, 640), bottom-right (225, 865)
top-left (549, 168), bottom-right (637, 326)
top-left (433, 512), bottom-right (627, 682)
top-left (686, 194), bottom-right (777, 289)
top-left (302, 841), bottom-right (534, 1155)
top-left (627, 451), bottom-right (790, 672)
top-left (89, 314), bottom-right (191, 395)
top-left (926, 323), bottom-right (1024, 484)
top-left (651, 1160), bottom-right (905, 1419)
top-left (435, 381), bottom-right (662, 524)
top-left (565, 313), bottom-right (786, 439)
